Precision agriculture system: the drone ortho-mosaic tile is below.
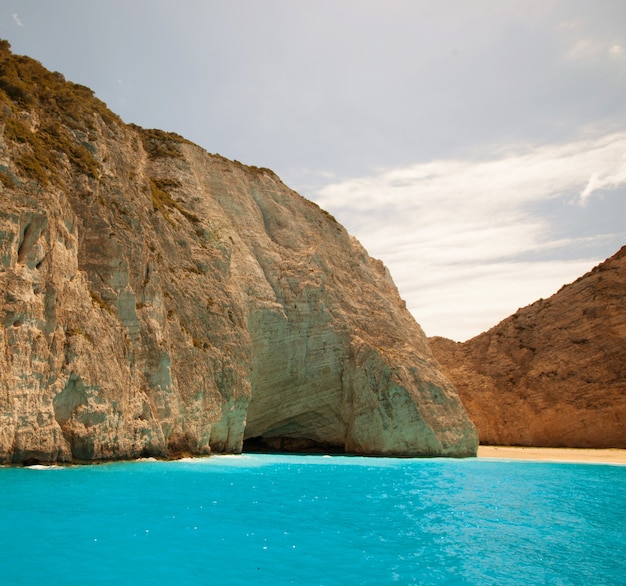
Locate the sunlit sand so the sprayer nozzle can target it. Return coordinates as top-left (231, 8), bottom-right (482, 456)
top-left (478, 446), bottom-right (626, 465)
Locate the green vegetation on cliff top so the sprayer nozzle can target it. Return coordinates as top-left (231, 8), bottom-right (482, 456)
top-left (0, 39), bottom-right (120, 187)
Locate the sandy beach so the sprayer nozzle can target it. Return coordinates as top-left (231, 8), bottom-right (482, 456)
top-left (478, 446), bottom-right (626, 465)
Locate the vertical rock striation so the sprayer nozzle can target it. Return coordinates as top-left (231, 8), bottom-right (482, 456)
top-left (0, 42), bottom-right (477, 463)
top-left (431, 246), bottom-right (626, 448)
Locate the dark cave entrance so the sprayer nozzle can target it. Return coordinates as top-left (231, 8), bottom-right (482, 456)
top-left (242, 435), bottom-right (345, 455)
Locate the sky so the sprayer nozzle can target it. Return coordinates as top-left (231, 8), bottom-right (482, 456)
top-left (1, 0), bottom-right (625, 341)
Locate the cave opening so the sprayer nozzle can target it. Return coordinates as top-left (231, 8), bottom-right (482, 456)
top-left (21, 457), bottom-right (42, 467)
top-left (242, 435), bottom-right (345, 455)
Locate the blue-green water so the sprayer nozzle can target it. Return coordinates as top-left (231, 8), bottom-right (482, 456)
top-left (1, 454), bottom-right (625, 585)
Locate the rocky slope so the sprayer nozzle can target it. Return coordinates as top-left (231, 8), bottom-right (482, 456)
top-left (431, 246), bottom-right (626, 448)
top-left (0, 41), bottom-right (477, 463)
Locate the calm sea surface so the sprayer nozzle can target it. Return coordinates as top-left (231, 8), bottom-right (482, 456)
top-left (1, 454), bottom-right (624, 585)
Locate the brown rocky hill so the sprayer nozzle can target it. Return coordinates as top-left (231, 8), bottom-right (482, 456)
top-left (0, 41), bottom-right (477, 464)
top-left (430, 246), bottom-right (626, 448)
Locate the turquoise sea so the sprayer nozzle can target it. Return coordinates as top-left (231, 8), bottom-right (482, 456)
top-left (1, 454), bottom-right (625, 585)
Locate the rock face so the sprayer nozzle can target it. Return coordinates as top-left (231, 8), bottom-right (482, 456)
top-left (431, 246), bottom-right (626, 448)
top-left (0, 42), bottom-right (477, 463)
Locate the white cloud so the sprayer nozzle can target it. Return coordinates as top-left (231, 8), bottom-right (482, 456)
top-left (578, 146), bottom-right (626, 204)
top-left (566, 38), bottom-right (604, 60)
top-left (12, 13), bottom-right (23, 27)
top-left (609, 43), bottom-right (626, 60)
top-left (557, 14), bottom-right (626, 65)
top-left (564, 35), bottom-right (626, 64)
top-left (398, 258), bottom-right (602, 342)
top-left (311, 133), bottom-right (626, 341)
top-left (318, 133), bottom-right (626, 207)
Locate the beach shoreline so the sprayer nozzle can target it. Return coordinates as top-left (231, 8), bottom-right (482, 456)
top-left (478, 445), bottom-right (626, 464)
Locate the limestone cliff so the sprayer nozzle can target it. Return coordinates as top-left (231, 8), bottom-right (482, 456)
top-left (431, 247), bottom-right (626, 448)
top-left (0, 42), bottom-right (477, 463)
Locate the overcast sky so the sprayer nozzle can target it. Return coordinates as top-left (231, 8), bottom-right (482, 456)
top-left (2, 1), bottom-right (625, 340)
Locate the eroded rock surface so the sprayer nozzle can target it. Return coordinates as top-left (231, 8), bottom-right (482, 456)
top-left (431, 246), bottom-right (626, 448)
top-left (0, 42), bottom-right (477, 463)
